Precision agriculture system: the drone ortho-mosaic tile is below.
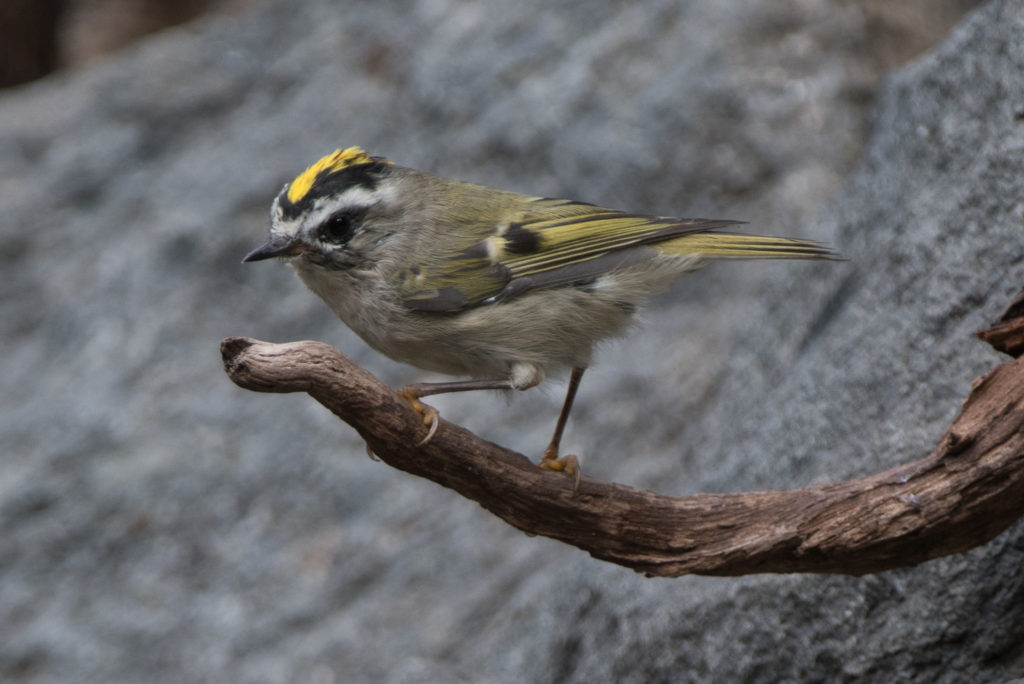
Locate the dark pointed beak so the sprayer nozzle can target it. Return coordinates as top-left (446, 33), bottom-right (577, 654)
top-left (242, 235), bottom-right (303, 262)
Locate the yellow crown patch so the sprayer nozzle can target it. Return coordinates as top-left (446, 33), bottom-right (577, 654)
top-left (286, 146), bottom-right (384, 204)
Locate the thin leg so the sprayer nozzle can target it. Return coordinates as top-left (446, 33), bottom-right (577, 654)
top-left (543, 367), bottom-right (585, 460)
top-left (399, 369), bottom-right (586, 491)
top-left (539, 366), bottom-right (586, 489)
top-left (400, 377), bottom-right (516, 446)
top-left (402, 378), bottom-right (516, 398)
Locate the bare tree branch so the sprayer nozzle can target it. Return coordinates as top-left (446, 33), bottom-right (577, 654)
top-left (221, 298), bottom-right (1024, 577)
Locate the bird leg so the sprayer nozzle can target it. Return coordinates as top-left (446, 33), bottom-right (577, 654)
top-left (399, 367), bottom-right (586, 490)
top-left (399, 378), bottom-right (517, 446)
top-left (539, 366), bottom-right (586, 490)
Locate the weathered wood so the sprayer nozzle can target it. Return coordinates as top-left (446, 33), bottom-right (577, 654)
top-left (221, 317), bottom-right (1024, 577)
top-left (977, 288), bottom-right (1024, 358)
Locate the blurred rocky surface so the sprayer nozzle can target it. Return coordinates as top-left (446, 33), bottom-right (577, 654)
top-left (1, 0), bottom-right (1021, 682)
top-left (1, 0), bottom-right (224, 87)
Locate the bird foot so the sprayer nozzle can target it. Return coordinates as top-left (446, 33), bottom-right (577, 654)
top-left (539, 449), bottom-right (581, 492)
top-left (399, 388), bottom-right (440, 446)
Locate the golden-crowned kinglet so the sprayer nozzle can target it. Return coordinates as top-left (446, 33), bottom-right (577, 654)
top-left (244, 147), bottom-right (838, 483)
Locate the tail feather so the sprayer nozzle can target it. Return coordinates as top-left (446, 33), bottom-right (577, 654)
top-left (656, 231), bottom-right (840, 260)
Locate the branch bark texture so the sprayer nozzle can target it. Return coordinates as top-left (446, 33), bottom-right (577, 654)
top-left (221, 320), bottom-right (1024, 577)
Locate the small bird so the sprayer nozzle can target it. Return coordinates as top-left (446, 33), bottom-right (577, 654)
top-left (244, 147), bottom-right (838, 484)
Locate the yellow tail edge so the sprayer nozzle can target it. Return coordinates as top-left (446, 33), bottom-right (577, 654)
top-left (657, 232), bottom-right (840, 260)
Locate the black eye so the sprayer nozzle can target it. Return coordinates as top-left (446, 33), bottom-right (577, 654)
top-left (319, 211), bottom-right (358, 245)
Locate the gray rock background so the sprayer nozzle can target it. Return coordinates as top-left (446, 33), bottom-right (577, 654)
top-left (2, 0), bottom-right (1022, 681)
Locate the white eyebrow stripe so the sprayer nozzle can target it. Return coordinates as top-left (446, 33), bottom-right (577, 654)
top-left (304, 187), bottom-right (381, 226)
top-left (271, 180), bottom-right (399, 241)
top-left (335, 184), bottom-right (394, 210)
